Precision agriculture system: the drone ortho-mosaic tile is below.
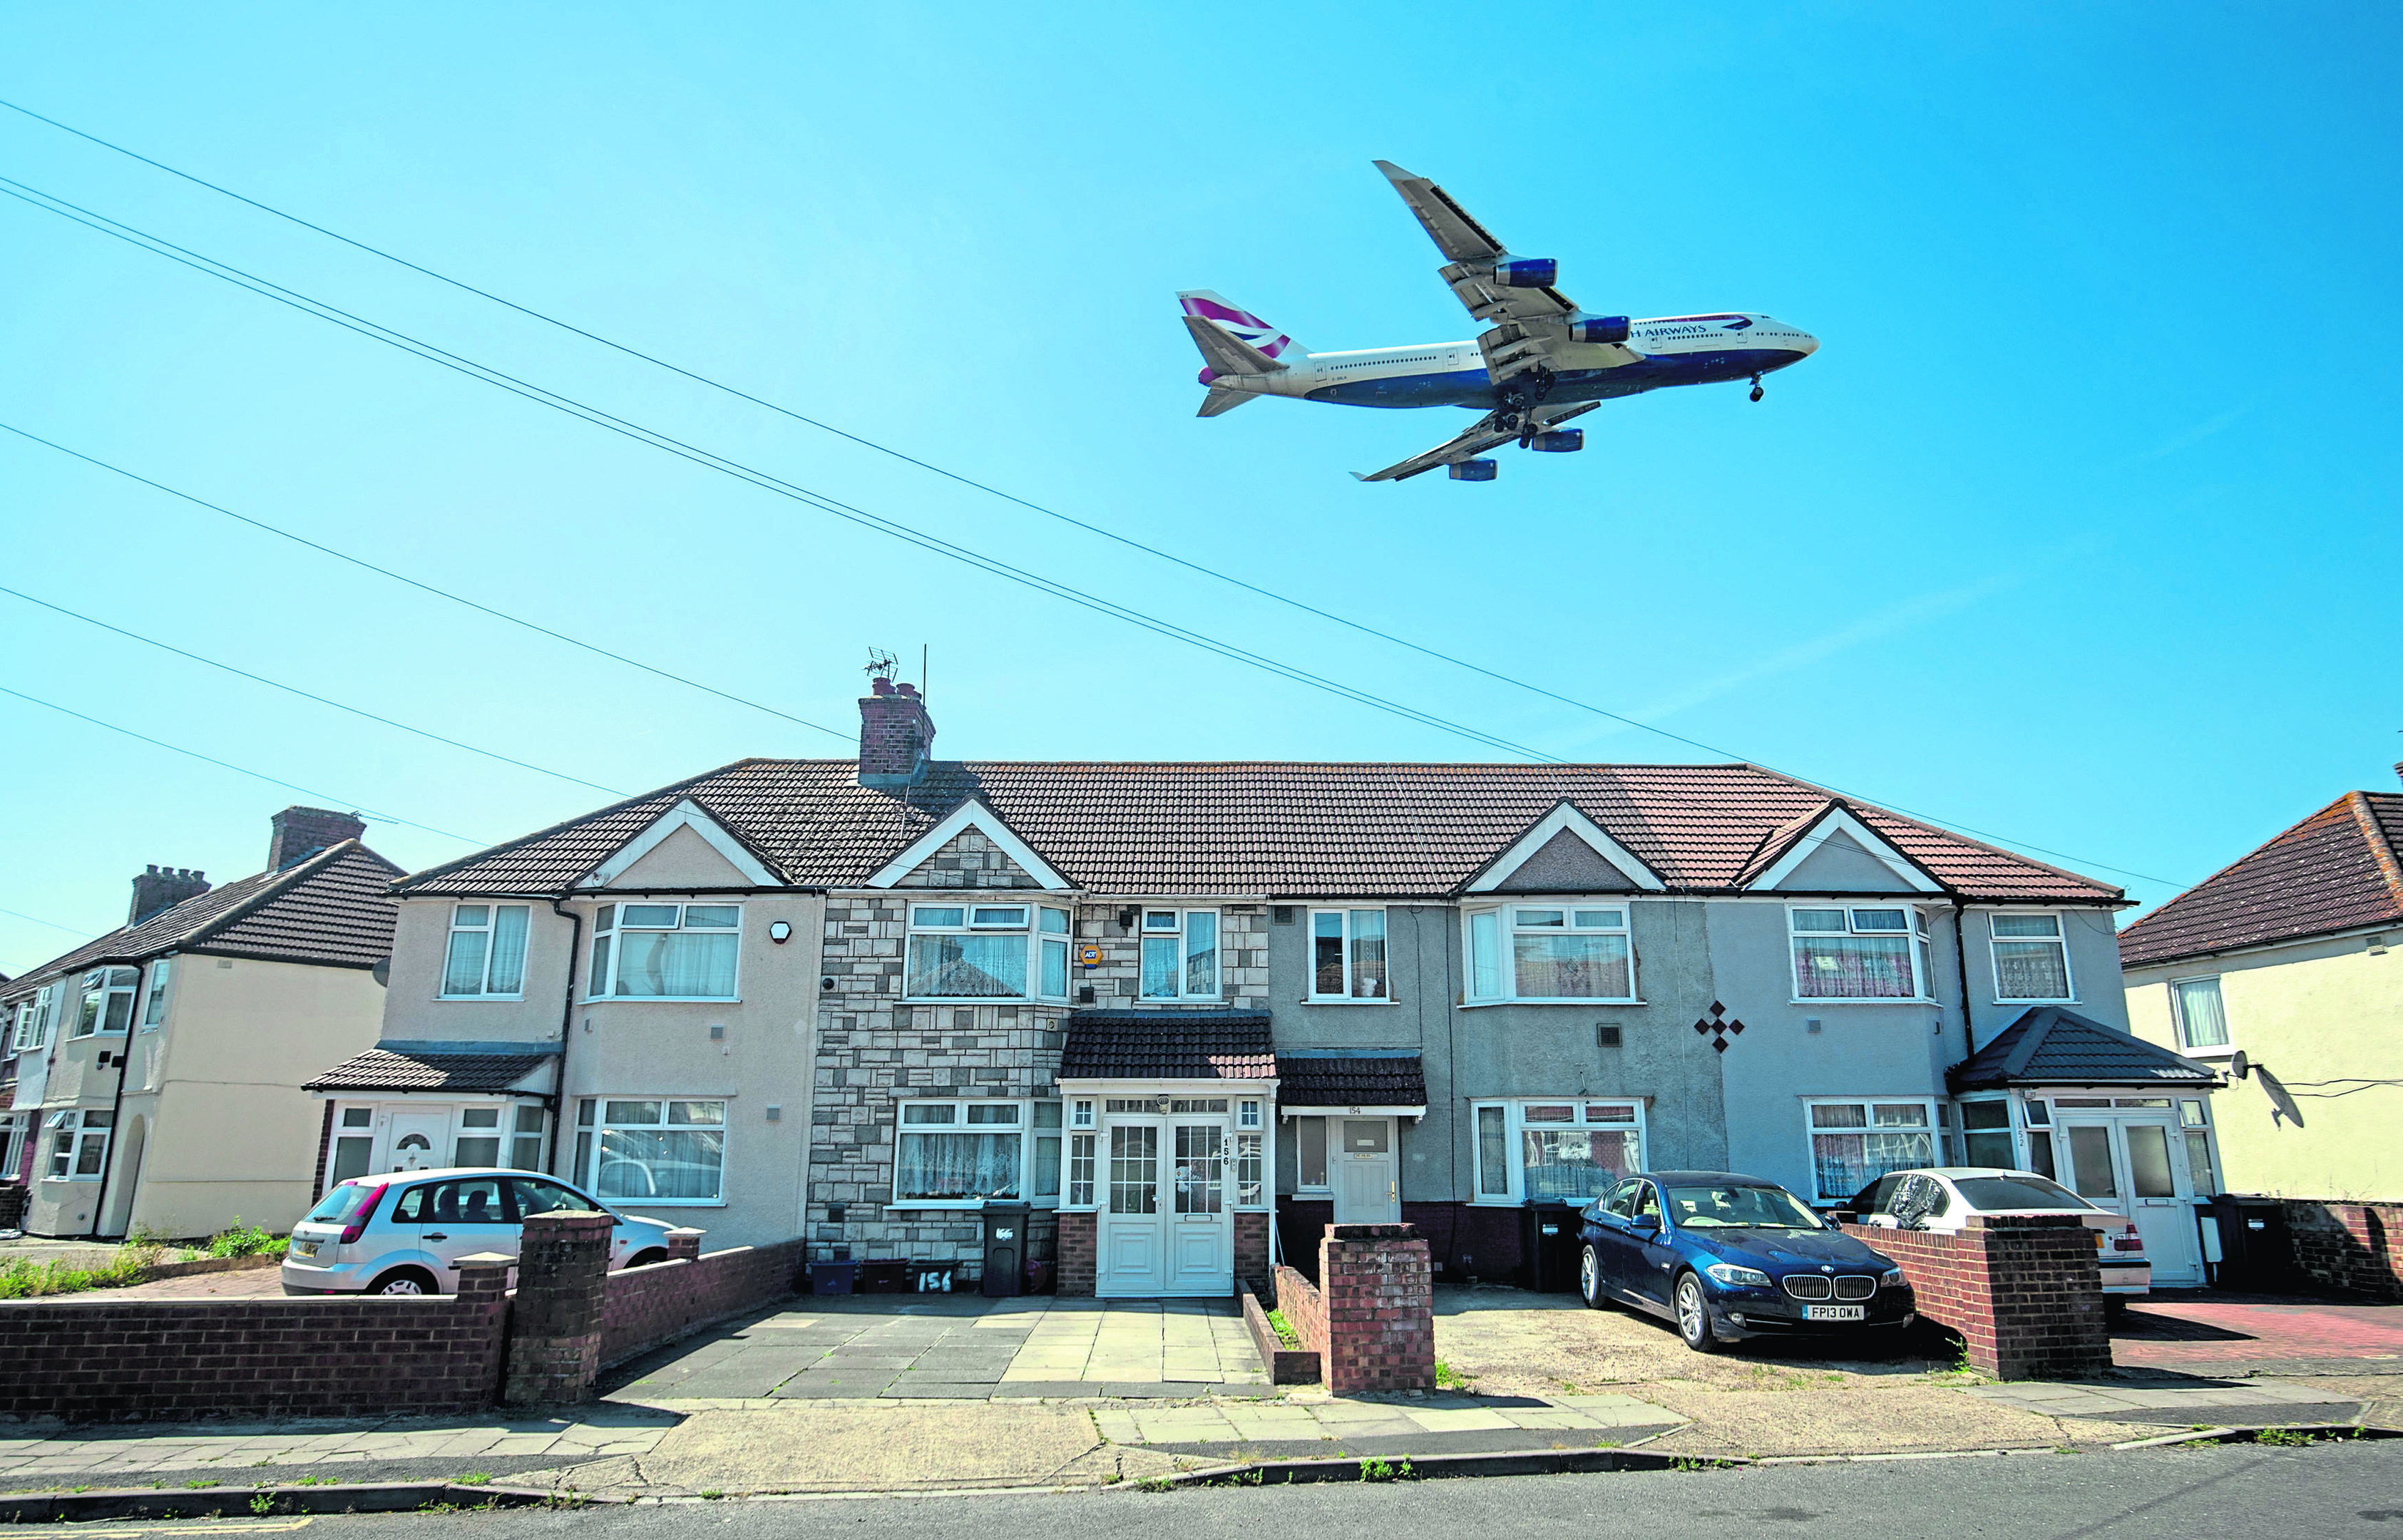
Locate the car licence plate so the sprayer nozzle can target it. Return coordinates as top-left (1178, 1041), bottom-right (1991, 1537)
top-left (1805, 1305), bottom-right (1864, 1321)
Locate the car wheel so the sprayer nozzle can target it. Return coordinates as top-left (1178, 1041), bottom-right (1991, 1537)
top-left (367, 1267), bottom-right (436, 1296)
top-left (1579, 1245), bottom-right (1607, 1310)
top-left (1674, 1272), bottom-right (1718, 1352)
top-left (625, 1248), bottom-right (670, 1269)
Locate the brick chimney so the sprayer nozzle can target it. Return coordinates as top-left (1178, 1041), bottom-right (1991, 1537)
top-left (129, 866), bottom-right (210, 926)
top-left (858, 678), bottom-right (935, 789)
top-left (268, 806), bottom-right (367, 870)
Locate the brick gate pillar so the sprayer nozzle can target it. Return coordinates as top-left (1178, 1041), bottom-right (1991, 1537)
top-left (1318, 1223), bottom-right (1435, 1394)
top-left (503, 1210), bottom-right (613, 1405)
top-left (666, 1228), bottom-right (706, 1263)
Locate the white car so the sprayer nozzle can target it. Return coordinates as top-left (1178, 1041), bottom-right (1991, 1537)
top-left (1853, 1166), bottom-right (2151, 1304)
top-left (282, 1167), bottom-right (681, 1296)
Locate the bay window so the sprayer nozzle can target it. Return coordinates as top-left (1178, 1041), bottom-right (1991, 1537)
top-left (1991, 913), bottom-right (2074, 1001)
top-left (1310, 909), bottom-right (1388, 1000)
top-left (1465, 904), bottom-right (1635, 1002)
top-left (1139, 910), bottom-right (1220, 1000)
top-left (444, 904), bottom-right (530, 997)
top-left (1790, 907), bottom-right (1922, 1000)
top-left (903, 905), bottom-right (1072, 1000)
top-left (1470, 1099), bottom-right (1646, 1203)
top-left (44, 1109), bottom-right (111, 1180)
top-left (72, 967), bottom-right (138, 1037)
top-left (572, 1097), bottom-right (726, 1202)
top-left (588, 903), bottom-right (739, 1000)
top-left (1805, 1098), bottom-right (1937, 1201)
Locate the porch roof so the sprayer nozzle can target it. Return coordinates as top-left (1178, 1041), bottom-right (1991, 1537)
top-left (1947, 1006), bottom-right (2220, 1093)
top-left (1274, 1051), bottom-right (1428, 1112)
top-left (1057, 1009), bottom-right (1275, 1083)
top-left (304, 1044), bottom-right (558, 1094)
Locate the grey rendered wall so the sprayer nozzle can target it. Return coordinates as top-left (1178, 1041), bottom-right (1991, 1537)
top-left (381, 898), bottom-right (579, 1047)
top-left (1268, 904), bottom-right (1445, 1196)
top-left (1959, 907), bottom-right (2130, 1046)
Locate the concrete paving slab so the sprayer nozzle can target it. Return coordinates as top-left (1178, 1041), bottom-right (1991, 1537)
top-left (1402, 1408), bottom-right (1517, 1432)
top-left (639, 1402), bottom-right (1103, 1494)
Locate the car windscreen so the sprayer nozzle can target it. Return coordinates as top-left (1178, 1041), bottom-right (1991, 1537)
top-left (1665, 1184), bottom-right (1827, 1230)
top-left (303, 1181), bottom-right (380, 1225)
top-left (1952, 1176), bottom-right (2091, 1211)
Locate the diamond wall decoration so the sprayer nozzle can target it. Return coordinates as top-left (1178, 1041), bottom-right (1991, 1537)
top-left (1691, 1000), bottom-right (1747, 1054)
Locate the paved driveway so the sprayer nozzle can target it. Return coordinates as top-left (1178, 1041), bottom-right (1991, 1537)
top-left (607, 1294), bottom-right (1272, 1402)
top-left (2112, 1288), bottom-right (2403, 1375)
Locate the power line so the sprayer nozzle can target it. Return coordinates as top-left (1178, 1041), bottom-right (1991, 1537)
top-left (0, 906), bottom-right (93, 940)
top-left (0, 146), bottom-right (2192, 889)
top-left (0, 684), bottom-right (483, 844)
top-left (0, 177), bottom-right (1563, 764)
top-left (0, 585), bottom-right (629, 796)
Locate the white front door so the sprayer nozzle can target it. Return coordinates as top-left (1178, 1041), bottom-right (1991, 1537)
top-left (1169, 1122), bottom-right (1231, 1295)
top-left (1331, 1117), bottom-right (1400, 1224)
top-left (2061, 1117), bottom-right (2203, 1286)
top-left (387, 1109), bottom-right (449, 1172)
top-left (1099, 1122), bottom-right (1164, 1295)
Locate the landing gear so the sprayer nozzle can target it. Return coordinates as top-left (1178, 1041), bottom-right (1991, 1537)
top-left (1748, 375), bottom-right (1765, 404)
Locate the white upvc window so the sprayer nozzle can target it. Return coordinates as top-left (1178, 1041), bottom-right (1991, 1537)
top-left (71, 967), bottom-right (138, 1038)
top-left (10, 987), bottom-right (55, 1053)
top-left (1139, 909), bottom-right (1221, 1000)
top-left (572, 1097), bottom-right (727, 1203)
top-left (1470, 1099), bottom-right (1646, 1204)
top-left (1308, 908), bottom-right (1389, 1000)
top-left (902, 904), bottom-right (1072, 1001)
top-left (44, 1109), bottom-right (112, 1180)
top-left (892, 1098), bottom-right (1067, 1208)
top-left (1990, 912), bottom-right (2074, 1002)
top-left (328, 1104), bottom-right (376, 1186)
top-left (1465, 903), bottom-right (1636, 1002)
top-left (443, 904), bottom-right (530, 997)
top-left (455, 1103), bottom-right (548, 1170)
top-left (138, 959), bottom-right (174, 1032)
top-left (2169, 976), bottom-right (2231, 1053)
top-left (587, 903), bottom-right (741, 1000)
top-left (1805, 1097), bottom-right (1939, 1202)
top-left (1789, 906), bottom-right (1925, 1000)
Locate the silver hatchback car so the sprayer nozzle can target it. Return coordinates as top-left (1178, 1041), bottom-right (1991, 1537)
top-left (282, 1168), bottom-right (682, 1295)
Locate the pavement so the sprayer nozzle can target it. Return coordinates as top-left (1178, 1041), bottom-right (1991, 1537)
top-left (0, 1285), bottom-right (2394, 1499)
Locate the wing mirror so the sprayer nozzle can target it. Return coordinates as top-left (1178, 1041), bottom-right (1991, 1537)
top-left (1630, 1213), bottom-right (1661, 1234)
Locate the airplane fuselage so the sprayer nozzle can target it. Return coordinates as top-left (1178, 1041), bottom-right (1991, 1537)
top-left (1220, 312), bottom-right (1818, 411)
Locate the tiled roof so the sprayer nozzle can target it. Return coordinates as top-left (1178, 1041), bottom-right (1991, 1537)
top-left (1, 843), bottom-right (401, 1001)
top-left (1274, 1052), bottom-right (1428, 1108)
top-left (1948, 1006), bottom-right (2220, 1092)
top-left (1058, 1010), bottom-right (1276, 1082)
top-left (304, 1047), bottom-right (557, 1094)
top-left (2116, 791), bottom-right (2403, 968)
top-left (393, 760), bottom-right (2123, 904)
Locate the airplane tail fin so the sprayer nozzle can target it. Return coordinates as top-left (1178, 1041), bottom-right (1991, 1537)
top-left (1179, 290), bottom-right (1303, 386)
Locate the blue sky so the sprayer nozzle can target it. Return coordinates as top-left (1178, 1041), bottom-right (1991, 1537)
top-left (2, 4), bottom-right (2396, 975)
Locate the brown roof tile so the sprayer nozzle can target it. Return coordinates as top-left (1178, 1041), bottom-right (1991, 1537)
top-left (1059, 1010), bottom-right (1276, 1082)
top-left (1275, 1053), bottom-right (1428, 1108)
top-left (2116, 792), bottom-right (2403, 968)
top-left (304, 1047), bottom-right (556, 1094)
top-left (392, 760), bottom-right (2125, 905)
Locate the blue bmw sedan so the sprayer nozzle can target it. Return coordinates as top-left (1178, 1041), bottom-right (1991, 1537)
top-left (1577, 1171), bottom-right (1915, 1352)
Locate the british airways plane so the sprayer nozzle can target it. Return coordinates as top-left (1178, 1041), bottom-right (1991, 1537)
top-left (1182, 161), bottom-right (1819, 481)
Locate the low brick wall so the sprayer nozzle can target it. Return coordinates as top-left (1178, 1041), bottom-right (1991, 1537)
top-left (1056, 1211), bottom-right (1096, 1298)
top-left (0, 1268), bottom-right (509, 1422)
top-left (1845, 1216), bottom-right (2109, 1380)
top-left (598, 1235), bottom-right (808, 1370)
top-left (1273, 1264), bottom-right (1325, 1360)
top-left (1239, 1285), bottom-right (1318, 1383)
top-left (2285, 1201), bottom-right (2403, 1299)
top-left (1234, 1212), bottom-right (1269, 1296)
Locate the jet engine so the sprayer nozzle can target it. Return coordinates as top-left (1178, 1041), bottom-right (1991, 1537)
top-left (1490, 258), bottom-right (1557, 288)
top-left (1530, 430), bottom-right (1584, 453)
top-left (1568, 315), bottom-right (1631, 345)
top-left (1449, 458), bottom-right (1498, 481)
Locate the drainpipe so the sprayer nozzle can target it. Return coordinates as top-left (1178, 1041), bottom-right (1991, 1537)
top-left (1949, 898), bottom-right (1976, 1061)
top-left (546, 899), bottom-right (583, 1178)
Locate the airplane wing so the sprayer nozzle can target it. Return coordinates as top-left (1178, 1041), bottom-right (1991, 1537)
top-left (1353, 401), bottom-right (1599, 483)
top-left (1373, 161), bottom-right (1641, 385)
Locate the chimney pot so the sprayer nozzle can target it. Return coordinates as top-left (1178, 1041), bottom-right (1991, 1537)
top-left (871, 676), bottom-right (896, 697)
top-left (129, 865), bottom-right (212, 926)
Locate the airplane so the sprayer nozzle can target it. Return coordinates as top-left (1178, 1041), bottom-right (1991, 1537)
top-left (1181, 160), bottom-right (1820, 481)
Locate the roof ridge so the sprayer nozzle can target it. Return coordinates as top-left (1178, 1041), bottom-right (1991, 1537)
top-left (183, 840), bottom-right (380, 950)
top-left (2344, 791), bottom-right (2403, 912)
top-left (1739, 765), bottom-right (2119, 900)
top-left (2119, 791), bottom-right (2363, 939)
top-left (389, 758), bottom-right (757, 893)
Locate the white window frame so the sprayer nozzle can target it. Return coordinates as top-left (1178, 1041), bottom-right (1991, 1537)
top-left (1055, 1094), bottom-right (1266, 1213)
top-left (1468, 1097), bottom-right (1648, 1206)
top-left (71, 967), bottom-right (139, 1039)
top-left (1307, 908), bottom-right (1393, 1002)
top-left (1787, 905), bottom-right (1930, 1002)
top-left (900, 903), bottom-right (1072, 1003)
top-left (138, 958), bottom-right (173, 1032)
top-left (1802, 1096), bottom-right (1941, 1203)
top-left (1462, 902), bottom-right (1639, 1005)
top-left (570, 1095), bottom-right (729, 1205)
top-left (10, 987), bottom-right (54, 1053)
top-left (441, 903), bottom-right (531, 1000)
top-left (1988, 910), bottom-right (2076, 1003)
top-left (2168, 975), bottom-right (2234, 1056)
top-left (1137, 909), bottom-right (1222, 1001)
top-left (585, 901), bottom-right (743, 1002)
top-left (889, 1097), bottom-right (1062, 1211)
top-left (43, 1108), bottom-right (113, 1181)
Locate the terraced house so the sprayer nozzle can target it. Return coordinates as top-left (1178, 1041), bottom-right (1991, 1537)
top-left (323, 677), bottom-right (2184, 1297)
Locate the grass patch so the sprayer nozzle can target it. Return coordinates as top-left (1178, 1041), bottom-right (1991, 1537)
top-left (1356, 1457), bottom-right (1414, 1482)
top-left (0, 1244), bottom-right (160, 1299)
top-left (203, 1220), bottom-right (287, 1258)
top-left (2255, 1426), bottom-right (2360, 1447)
top-left (454, 1472), bottom-right (493, 1486)
top-left (1433, 1360), bottom-right (1475, 1391)
top-left (1264, 1309), bottom-right (1301, 1349)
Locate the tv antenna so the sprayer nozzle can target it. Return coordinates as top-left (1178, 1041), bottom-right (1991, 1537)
top-left (865, 647), bottom-right (899, 684)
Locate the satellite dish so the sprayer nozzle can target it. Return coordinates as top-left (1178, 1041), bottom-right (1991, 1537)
top-left (2228, 1050), bottom-right (2250, 1081)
